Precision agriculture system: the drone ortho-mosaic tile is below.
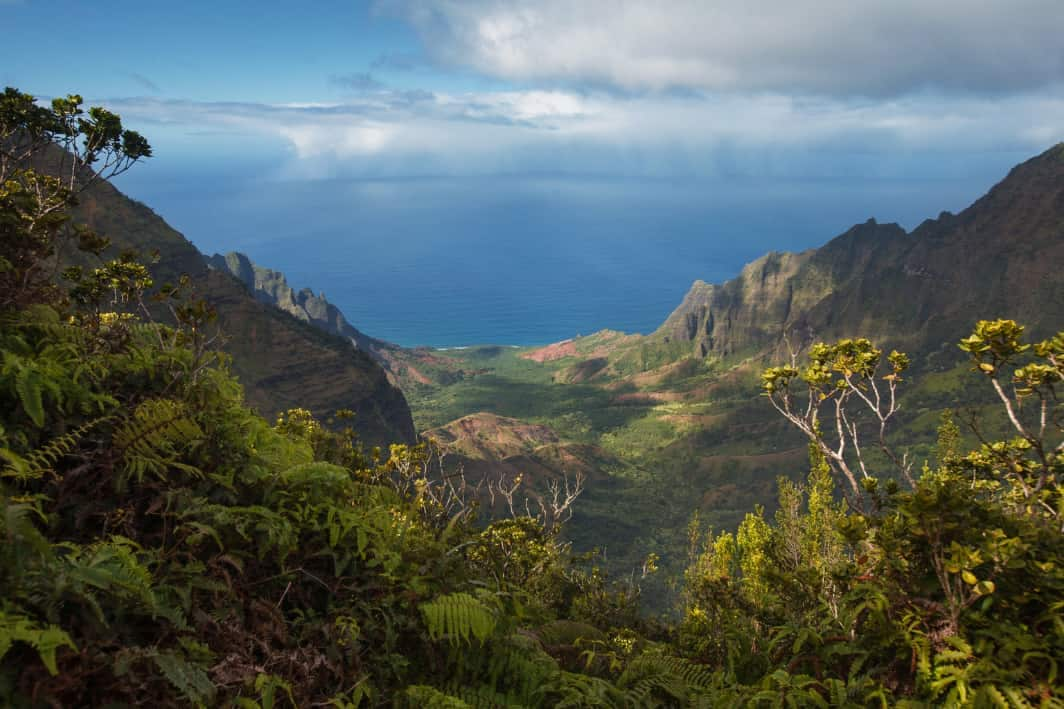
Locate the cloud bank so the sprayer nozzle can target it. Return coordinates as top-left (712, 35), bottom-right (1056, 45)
top-left (106, 87), bottom-right (1064, 179)
top-left (378, 0), bottom-right (1064, 95)
top-left (100, 3), bottom-right (1064, 181)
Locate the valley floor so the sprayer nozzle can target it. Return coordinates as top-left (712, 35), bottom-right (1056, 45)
top-left (395, 333), bottom-right (983, 608)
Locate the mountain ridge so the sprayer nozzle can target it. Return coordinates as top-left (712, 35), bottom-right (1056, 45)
top-left (65, 172), bottom-right (417, 447)
top-left (649, 143), bottom-right (1064, 364)
top-left (207, 143), bottom-right (1064, 399)
top-left (395, 144), bottom-right (1064, 588)
top-left (207, 250), bottom-right (476, 390)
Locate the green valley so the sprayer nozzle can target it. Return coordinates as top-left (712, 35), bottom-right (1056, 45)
top-left (387, 145), bottom-right (1064, 598)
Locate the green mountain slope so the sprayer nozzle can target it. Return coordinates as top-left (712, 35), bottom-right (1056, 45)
top-left (67, 176), bottom-right (416, 447)
top-left (402, 144), bottom-right (1064, 593)
top-left (654, 143), bottom-right (1064, 362)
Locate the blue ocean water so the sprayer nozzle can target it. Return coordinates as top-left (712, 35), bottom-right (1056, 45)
top-left (115, 170), bottom-right (1012, 348)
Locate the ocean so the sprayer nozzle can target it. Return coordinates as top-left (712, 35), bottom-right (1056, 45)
top-left (115, 170), bottom-right (1012, 348)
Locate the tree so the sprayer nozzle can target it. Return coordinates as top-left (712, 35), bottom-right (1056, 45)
top-left (958, 319), bottom-right (1063, 526)
top-left (761, 322), bottom-right (1062, 521)
top-left (0, 87), bottom-right (151, 310)
top-left (751, 323), bottom-right (1064, 703)
top-left (761, 338), bottom-right (913, 512)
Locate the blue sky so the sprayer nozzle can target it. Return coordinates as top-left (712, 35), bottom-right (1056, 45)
top-left (1, 1), bottom-right (466, 101)
top-left (3, 0), bottom-right (1061, 182)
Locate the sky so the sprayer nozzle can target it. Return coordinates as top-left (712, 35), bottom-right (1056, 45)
top-left (2, 1), bottom-right (1063, 344)
top-left (3, 0), bottom-right (1061, 181)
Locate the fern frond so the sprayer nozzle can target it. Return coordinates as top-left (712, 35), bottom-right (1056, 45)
top-left (619, 650), bottom-right (717, 694)
top-left (481, 634), bottom-right (558, 705)
top-left (420, 592), bottom-right (497, 646)
top-left (60, 537), bottom-right (179, 624)
top-left (14, 367), bottom-right (46, 426)
top-left (0, 606), bottom-right (76, 676)
top-left (549, 670), bottom-right (625, 708)
top-left (1001, 686), bottom-right (1037, 709)
top-left (441, 681), bottom-right (537, 709)
top-left (618, 651), bottom-right (717, 706)
top-left (1, 415), bottom-right (111, 481)
top-left (398, 685), bottom-right (472, 708)
top-left (535, 619), bottom-right (606, 647)
top-left (1, 497), bottom-right (51, 557)
top-left (181, 503), bottom-right (296, 559)
top-left (113, 398), bottom-right (203, 484)
top-left (153, 649), bottom-right (216, 705)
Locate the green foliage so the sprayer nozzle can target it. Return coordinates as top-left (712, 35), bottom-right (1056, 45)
top-left (420, 592), bottom-right (498, 646)
top-left (0, 607), bottom-right (75, 676)
top-left (722, 326), bottom-right (1064, 706)
top-left (762, 337), bottom-right (916, 512)
top-left (1, 87), bottom-right (151, 312)
top-left (1, 87), bottom-right (1060, 707)
top-left (617, 650), bottom-right (718, 705)
top-left (0, 202), bottom-right (632, 705)
top-left (113, 397), bottom-right (204, 484)
top-left (152, 648), bottom-right (216, 705)
top-left (399, 685), bottom-right (472, 708)
top-left (1, 414), bottom-right (109, 481)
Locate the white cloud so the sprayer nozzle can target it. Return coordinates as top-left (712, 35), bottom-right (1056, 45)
top-left (102, 87), bottom-right (1064, 179)
top-left (377, 0), bottom-right (1064, 95)
top-left (280, 123), bottom-right (395, 157)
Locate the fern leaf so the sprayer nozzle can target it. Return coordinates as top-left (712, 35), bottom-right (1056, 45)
top-left (113, 398), bottom-right (203, 483)
top-left (15, 367), bottom-right (45, 426)
top-left (1001, 686), bottom-right (1035, 709)
top-left (154, 649), bottom-right (216, 704)
top-left (0, 607), bottom-right (76, 676)
top-left (535, 620), bottom-right (606, 647)
top-left (1, 498), bottom-right (51, 557)
top-left (2, 415), bottom-right (111, 481)
top-left (619, 650), bottom-right (717, 698)
top-left (399, 685), bottom-right (472, 708)
top-left (420, 592), bottom-right (497, 646)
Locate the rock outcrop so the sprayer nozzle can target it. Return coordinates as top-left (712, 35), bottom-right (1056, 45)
top-left (68, 179), bottom-right (416, 447)
top-left (207, 252), bottom-right (374, 350)
top-left (654, 144), bottom-right (1064, 361)
top-left (207, 251), bottom-right (476, 392)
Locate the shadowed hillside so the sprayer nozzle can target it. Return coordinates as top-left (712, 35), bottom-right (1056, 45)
top-left (64, 170), bottom-right (416, 447)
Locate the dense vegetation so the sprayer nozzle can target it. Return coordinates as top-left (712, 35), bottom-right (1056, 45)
top-left (1, 89), bottom-right (1061, 706)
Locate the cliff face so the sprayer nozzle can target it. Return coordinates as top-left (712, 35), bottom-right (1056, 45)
top-left (206, 252), bottom-right (376, 351)
top-left (207, 251), bottom-right (477, 392)
top-left (655, 249), bottom-right (814, 358)
top-left (68, 181), bottom-right (416, 447)
top-left (655, 144), bottom-right (1064, 360)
